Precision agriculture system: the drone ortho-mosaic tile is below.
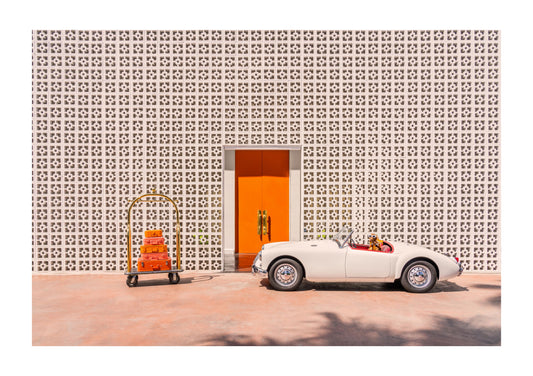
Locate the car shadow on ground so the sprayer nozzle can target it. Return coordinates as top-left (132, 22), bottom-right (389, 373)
top-left (206, 311), bottom-right (500, 346)
top-left (260, 278), bottom-right (468, 293)
top-left (132, 274), bottom-right (220, 288)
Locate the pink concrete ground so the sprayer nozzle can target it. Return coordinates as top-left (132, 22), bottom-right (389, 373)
top-left (32, 273), bottom-right (500, 346)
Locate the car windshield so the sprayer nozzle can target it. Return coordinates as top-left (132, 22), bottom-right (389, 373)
top-left (332, 226), bottom-right (354, 248)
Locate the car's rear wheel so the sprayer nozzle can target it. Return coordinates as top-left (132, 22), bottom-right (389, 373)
top-left (401, 260), bottom-right (437, 293)
top-left (268, 258), bottom-right (303, 291)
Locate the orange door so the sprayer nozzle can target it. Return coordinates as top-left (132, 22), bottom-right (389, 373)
top-left (235, 150), bottom-right (290, 270)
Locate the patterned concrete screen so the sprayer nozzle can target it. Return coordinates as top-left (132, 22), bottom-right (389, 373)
top-left (32, 30), bottom-right (500, 273)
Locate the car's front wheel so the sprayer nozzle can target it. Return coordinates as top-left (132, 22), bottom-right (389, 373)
top-left (401, 260), bottom-right (437, 293)
top-left (268, 258), bottom-right (304, 291)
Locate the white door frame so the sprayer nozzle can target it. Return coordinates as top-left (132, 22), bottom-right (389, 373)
top-left (222, 145), bottom-right (302, 271)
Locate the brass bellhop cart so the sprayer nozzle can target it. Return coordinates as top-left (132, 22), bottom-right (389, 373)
top-left (124, 190), bottom-right (183, 287)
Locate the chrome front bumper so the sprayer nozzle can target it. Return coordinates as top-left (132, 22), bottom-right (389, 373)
top-left (458, 262), bottom-right (464, 277)
top-left (251, 252), bottom-right (267, 277)
top-left (251, 264), bottom-right (267, 277)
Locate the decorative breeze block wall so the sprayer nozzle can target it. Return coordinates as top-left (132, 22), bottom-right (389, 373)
top-left (32, 30), bottom-right (500, 273)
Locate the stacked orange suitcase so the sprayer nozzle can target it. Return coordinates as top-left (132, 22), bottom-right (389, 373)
top-left (137, 229), bottom-right (172, 271)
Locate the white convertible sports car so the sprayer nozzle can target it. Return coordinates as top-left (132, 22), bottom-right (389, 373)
top-left (252, 226), bottom-right (463, 293)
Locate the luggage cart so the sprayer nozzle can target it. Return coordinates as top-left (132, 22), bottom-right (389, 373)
top-left (124, 189), bottom-right (183, 287)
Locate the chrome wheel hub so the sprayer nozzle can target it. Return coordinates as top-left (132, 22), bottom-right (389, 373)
top-left (408, 265), bottom-right (431, 288)
top-left (275, 264), bottom-right (297, 286)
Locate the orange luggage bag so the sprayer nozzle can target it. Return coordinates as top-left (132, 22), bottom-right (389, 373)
top-left (139, 252), bottom-right (170, 260)
top-left (140, 244), bottom-right (168, 253)
top-left (145, 229), bottom-right (163, 238)
top-left (137, 258), bottom-right (172, 272)
top-left (143, 237), bottom-right (165, 245)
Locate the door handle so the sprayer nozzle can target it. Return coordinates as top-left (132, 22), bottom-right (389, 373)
top-left (267, 215), bottom-right (271, 241)
top-left (262, 210), bottom-right (268, 235)
top-left (257, 210), bottom-right (262, 236)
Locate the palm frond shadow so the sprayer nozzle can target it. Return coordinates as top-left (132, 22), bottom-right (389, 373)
top-left (207, 312), bottom-right (500, 346)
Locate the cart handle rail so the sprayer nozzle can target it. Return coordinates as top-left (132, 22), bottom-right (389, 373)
top-left (126, 190), bottom-right (181, 273)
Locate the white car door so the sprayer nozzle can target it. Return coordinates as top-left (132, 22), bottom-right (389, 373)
top-left (345, 248), bottom-right (392, 279)
top-left (301, 241), bottom-right (347, 280)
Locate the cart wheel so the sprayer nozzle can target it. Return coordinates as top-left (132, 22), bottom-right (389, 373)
top-left (168, 273), bottom-right (180, 284)
top-left (126, 275), bottom-right (138, 287)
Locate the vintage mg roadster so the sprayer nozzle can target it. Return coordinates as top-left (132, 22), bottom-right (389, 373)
top-left (252, 226), bottom-right (463, 293)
